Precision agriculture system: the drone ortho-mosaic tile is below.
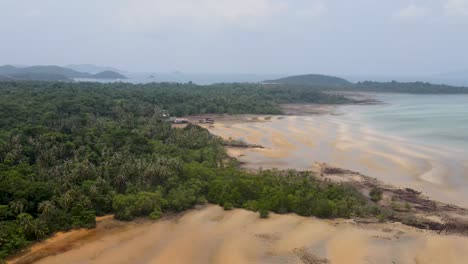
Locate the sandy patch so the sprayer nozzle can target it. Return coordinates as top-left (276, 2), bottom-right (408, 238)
top-left (10, 205), bottom-right (468, 264)
top-left (205, 114), bottom-right (468, 207)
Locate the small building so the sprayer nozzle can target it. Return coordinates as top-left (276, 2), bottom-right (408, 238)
top-left (173, 118), bottom-right (189, 124)
top-left (198, 118), bottom-right (215, 124)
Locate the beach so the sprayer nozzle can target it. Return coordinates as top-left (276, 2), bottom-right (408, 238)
top-left (201, 108), bottom-right (468, 208)
top-left (9, 205), bottom-right (468, 264)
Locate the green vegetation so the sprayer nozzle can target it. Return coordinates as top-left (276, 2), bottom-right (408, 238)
top-left (259, 209), bottom-right (269, 219)
top-left (352, 81), bottom-right (468, 94)
top-left (369, 187), bottom-right (383, 202)
top-left (296, 80), bottom-right (468, 94)
top-left (264, 74), bottom-right (352, 87)
top-left (265, 73), bottom-right (468, 94)
top-left (0, 81), bottom-right (353, 120)
top-left (0, 81), bottom-right (375, 259)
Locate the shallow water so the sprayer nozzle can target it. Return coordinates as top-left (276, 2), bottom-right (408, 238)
top-left (345, 93), bottom-right (468, 156)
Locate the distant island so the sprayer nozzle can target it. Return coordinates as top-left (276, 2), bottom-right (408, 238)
top-left (92, 70), bottom-right (127, 79)
top-left (264, 74), bottom-right (352, 87)
top-left (65, 64), bottom-right (123, 74)
top-left (0, 65), bottom-right (127, 81)
top-left (264, 73), bottom-right (468, 94)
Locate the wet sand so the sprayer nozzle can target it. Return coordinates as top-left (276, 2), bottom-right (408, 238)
top-left (9, 205), bottom-right (468, 264)
top-left (203, 114), bottom-right (468, 207)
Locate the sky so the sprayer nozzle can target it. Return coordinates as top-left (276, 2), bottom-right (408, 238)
top-left (1, 0), bottom-right (468, 76)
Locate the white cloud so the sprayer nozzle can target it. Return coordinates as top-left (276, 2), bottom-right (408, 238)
top-left (444, 0), bottom-right (468, 16)
top-left (117, 0), bottom-right (288, 31)
top-left (392, 5), bottom-right (429, 21)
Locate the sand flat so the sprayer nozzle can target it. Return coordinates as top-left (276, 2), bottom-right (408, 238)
top-left (10, 205), bottom-right (468, 264)
top-left (205, 114), bottom-right (468, 207)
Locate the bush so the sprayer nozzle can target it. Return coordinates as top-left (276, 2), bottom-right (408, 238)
top-left (243, 200), bottom-right (259, 211)
top-left (197, 196), bottom-right (207, 204)
top-left (112, 192), bottom-right (165, 221)
top-left (405, 202), bottom-right (411, 210)
top-left (391, 202), bottom-right (401, 210)
top-left (259, 209), bottom-right (269, 219)
top-left (149, 209), bottom-right (163, 220)
top-left (223, 202), bottom-right (234, 210)
top-left (377, 214), bottom-right (387, 223)
top-left (369, 188), bottom-right (383, 202)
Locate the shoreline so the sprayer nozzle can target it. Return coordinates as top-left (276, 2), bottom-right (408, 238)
top-left (194, 109), bottom-right (468, 208)
top-left (190, 107), bottom-right (468, 234)
top-left (9, 203), bottom-right (468, 264)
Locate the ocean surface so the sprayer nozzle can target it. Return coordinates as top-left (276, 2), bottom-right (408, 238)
top-left (345, 93), bottom-right (468, 155)
top-left (76, 72), bottom-right (285, 85)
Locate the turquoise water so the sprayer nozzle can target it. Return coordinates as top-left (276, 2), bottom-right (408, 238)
top-left (349, 93), bottom-right (468, 154)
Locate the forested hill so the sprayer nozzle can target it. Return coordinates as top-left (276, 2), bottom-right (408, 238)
top-left (92, 71), bottom-right (127, 79)
top-left (0, 65), bottom-right (91, 78)
top-left (264, 74), bottom-right (352, 87)
top-left (0, 65), bottom-right (127, 81)
top-left (264, 73), bottom-right (468, 94)
top-left (350, 81), bottom-right (468, 94)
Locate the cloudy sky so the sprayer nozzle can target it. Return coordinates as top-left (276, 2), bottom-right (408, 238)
top-left (1, 0), bottom-right (468, 76)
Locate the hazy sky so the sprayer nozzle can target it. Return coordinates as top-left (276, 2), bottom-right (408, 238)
top-left (1, 0), bottom-right (468, 75)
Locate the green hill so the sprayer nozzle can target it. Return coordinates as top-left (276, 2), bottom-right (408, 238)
top-left (66, 64), bottom-right (123, 74)
top-left (0, 65), bottom-right (127, 81)
top-left (351, 81), bottom-right (468, 94)
top-left (0, 65), bottom-right (92, 79)
top-left (264, 74), bottom-right (352, 87)
top-left (93, 70), bottom-right (127, 79)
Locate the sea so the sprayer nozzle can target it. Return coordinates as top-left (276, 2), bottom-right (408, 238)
top-left (346, 93), bottom-right (468, 155)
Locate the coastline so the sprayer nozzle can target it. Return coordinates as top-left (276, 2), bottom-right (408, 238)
top-left (192, 108), bottom-right (468, 208)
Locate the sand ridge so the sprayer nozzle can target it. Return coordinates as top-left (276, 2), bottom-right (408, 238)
top-left (10, 205), bottom-right (468, 264)
top-left (202, 114), bottom-right (468, 207)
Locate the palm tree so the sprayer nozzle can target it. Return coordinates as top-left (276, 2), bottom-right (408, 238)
top-left (32, 220), bottom-right (48, 239)
top-left (17, 213), bottom-right (47, 239)
top-left (9, 200), bottom-right (24, 215)
top-left (58, 190), bottom-right (76, 211)
top-left (38, 200), bottom-right (56, 218)
top-left (17, 213), bottom-right (36, 239)
top-left (113, 173), bottom-right (128, 193)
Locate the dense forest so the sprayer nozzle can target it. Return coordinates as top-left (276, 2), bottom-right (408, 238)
top-left (0, 81), bottom-right (380, 260)
top-left (265, 74), bottom-right (468, 94)
top-left (351, 81), bottom-right (468, 94)
top-left (267, 76), bottom-right (468, 94)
